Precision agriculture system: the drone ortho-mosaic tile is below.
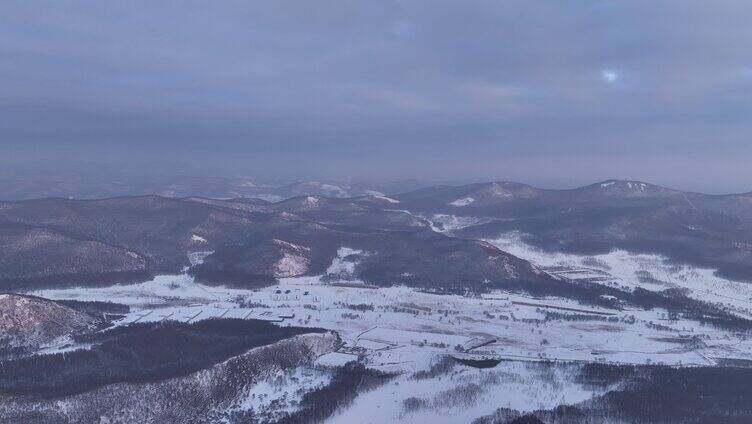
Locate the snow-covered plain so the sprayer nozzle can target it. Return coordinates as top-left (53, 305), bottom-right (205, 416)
top-left (34, 275), bottom-right (752, 364)
top-left (28, 233), bottom-right (752, 422)
top-left (34, 265), bottom-right (752, 368)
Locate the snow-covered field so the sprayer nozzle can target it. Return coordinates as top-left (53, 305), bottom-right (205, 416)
top-left (34, 266), bottom-right (752, 370)
top-left (28, 233), bottom-right (752, 422)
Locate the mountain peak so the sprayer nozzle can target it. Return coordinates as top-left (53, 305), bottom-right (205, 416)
top-left (581, 179), bottom-right (676, 197)
top-left (447, 181), bottom-right (541, 207)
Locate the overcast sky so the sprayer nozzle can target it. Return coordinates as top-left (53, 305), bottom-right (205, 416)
top-left (2, 1), bottom-right (752, 192)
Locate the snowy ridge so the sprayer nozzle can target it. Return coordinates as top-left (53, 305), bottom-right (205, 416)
top-left (372, 195), bottom-right (400, 204)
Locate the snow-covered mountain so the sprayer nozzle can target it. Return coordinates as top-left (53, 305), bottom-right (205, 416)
top-left (0, 294), bottom-right (96, 355)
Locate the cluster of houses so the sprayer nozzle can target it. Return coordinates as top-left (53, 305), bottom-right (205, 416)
top-left (270, 287), bottom-right (319, 302)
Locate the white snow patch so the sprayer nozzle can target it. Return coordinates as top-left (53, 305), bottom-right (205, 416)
top-left (372, 195), bottom-right (400, 204)
top-left (234, 366), bottom-right (333, 420)
top-left (315, 352), bottom-right (358, 367)
top-left (274, 253), bottom-right (310, 277)
top-left (429, 214), bottom-right (490, 233)
top-left (272, 239), bottom-right (310, 252)
top-left (190, 234), bottom-right (207, 243)
top-left (187, 251), bottom-right (214, 267)
top-left (449, 197), bottom-right (475, 207)
top-left (487, 182), bottom-right (515, 198)
top-left (326, 247), bottom-right (367, 280)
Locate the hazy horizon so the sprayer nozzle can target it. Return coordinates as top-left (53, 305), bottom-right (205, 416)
top-left (3, 1), bottom-right (752, 194)
top-left (3, 162), bottom-right (751, 198)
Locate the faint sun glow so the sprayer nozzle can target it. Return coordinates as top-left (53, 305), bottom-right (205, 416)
top-left (601, 70), bottom-right (619, 84)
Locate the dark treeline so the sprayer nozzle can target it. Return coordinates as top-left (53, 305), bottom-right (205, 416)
top-left (580, 363), bottom-right (752, 423)
top-left (191, 267), bottom-right (276, 289)
top-left (0, 293), bottom-right (129, 317)
top-left (0, 342), bottom-right (28, 361)
top-left (412, 355), bottom-right (456, 380)
top-left (56, 299), bottom-right (130, 316)
top-left (453, 356), bottom-right (503, 369)
top-left (0, 319), bottom-right (325, 398)
top-left (341, 303), bottom-right (375, 312)
top-left (522, 281), bottom-right (752, 331)
top-left (0, 270), bottom-right (153, 292)
top-left (630, 287), bottom-right (752, 331)
top-left (543, 311), bottom-right (614, 323)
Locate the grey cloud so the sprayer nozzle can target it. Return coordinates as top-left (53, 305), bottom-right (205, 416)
top-left (1, 1), bottom-right (751, 191)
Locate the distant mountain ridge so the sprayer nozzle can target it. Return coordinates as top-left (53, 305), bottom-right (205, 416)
top-left (392, 179), bottom-right (752, 282)
top-left (0, 174), bottom-right (428, 202)
top-left (2, 178), bottom-right (752, 295)
top-left (0, 192), bottom-right (558, 296)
